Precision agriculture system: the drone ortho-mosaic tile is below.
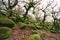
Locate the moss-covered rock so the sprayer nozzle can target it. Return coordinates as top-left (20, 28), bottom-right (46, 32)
top-left (24, 34), bottom-right (41, 40)
top-left (0, 18), bottom-right (15, 28)
top-left (0, 27), bottom-right (12, 40)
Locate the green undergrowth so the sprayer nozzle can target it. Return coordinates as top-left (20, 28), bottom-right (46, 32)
top-left (0, 18), bottom-right (15, 28)
top-left (0, 27), bottom-right (12, 40)
top-left (18, 22), bottom-right (40, 30)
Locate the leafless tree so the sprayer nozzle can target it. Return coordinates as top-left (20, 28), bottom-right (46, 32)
top-left (20, 0), bottom-right (42, 19)
top-left (40, 0), bottom-right (55, 23)
top-left (0, 0), bottom-right (18, 17)
top-left (50, 3), bottom-right (60, 32)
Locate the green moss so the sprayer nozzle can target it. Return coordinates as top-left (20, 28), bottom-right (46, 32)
top-left (25, 34), bottom-right (41, 40)
top-left (18, 22), bottom-right (27, 29)
top-left (0, 18), bottom-right (15, 28)
top-left (24, 34), bottom-right (41, 40)
top-left (31, 34), bottom-right (41, 40)
top-left (18, 22), bottom-right (38, 30)
top-left (32, 30), bottom-right (39, 34)
top-left (0, 27), bottom-right (12, 40)
top-left (28, 24), bottom-right (37, 30)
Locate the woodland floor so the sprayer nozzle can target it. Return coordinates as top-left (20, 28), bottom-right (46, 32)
top-left (8, 25), bottom-right (60, 40)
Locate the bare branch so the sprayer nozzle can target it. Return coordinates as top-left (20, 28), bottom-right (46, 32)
top-left (35, 0), bottom-right (42, 5)
top-left (39, 0), bottom-right (54, 23)
top-left (10, 0), bottom-right (18, 9)
top-left (51, 3), bottom-right (57, 20)
top-left (8, 0), bottom-right (11, 9)
top-left (51, 3), bottom-right (57, 9)
top-left (44, 0), bottom-right (54, 10)
top-left (40, 0), bottom-right (54, 13)
top-left (2, 0), bottom-right (8, 9)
